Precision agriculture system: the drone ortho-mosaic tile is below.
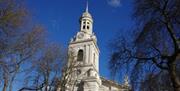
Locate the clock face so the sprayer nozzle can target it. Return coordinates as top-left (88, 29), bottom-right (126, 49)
top-left (78, 33), bottom-right (84, 39)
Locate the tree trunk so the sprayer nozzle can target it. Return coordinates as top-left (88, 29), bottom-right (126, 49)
top-left (9, 71), bottom-right (18, 91)
top-left (3, 83), bottom-right (8, 91)
top-left (3, 75), bottom-right (8, 91)
top-left (168, 63), bottom-right (180, 91)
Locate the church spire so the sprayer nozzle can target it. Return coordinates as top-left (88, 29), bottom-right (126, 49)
top-left (79, 0), bottom-right (93, 35)
top-left (86, 1), bottom-right (89, 12)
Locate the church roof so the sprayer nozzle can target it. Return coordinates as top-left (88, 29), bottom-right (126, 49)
top-left (100, 77), bottom-right (130, 90)
top-left (82, 12), bottom-right (92, 19)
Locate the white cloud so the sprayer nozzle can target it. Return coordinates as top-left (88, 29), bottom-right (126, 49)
top-left (107, 0), bottom-right (121, 7)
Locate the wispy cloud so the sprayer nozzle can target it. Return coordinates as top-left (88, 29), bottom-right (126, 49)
top-left (107, 0), bottom-right (121, 7)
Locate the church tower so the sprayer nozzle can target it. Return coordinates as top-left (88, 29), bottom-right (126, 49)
top-left (67, 2), bottom-right (101, 91)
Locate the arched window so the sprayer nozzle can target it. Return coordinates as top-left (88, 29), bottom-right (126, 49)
top-left (87, 69), bottom-right (93, 77)
top-left (87, 26), bottom-right (89, 29)
top-left (87, 70), bottom-right (91, 77)
top-left (83, 25), bottom-right (86, 29)
top-left (77, 50), bottom-right (83, 61)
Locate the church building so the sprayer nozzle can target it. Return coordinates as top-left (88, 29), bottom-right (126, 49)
top-left (64, 2), bottom-right (131, 91)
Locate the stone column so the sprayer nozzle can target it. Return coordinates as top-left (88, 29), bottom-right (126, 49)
top-left (88, 44), bottom-right (91, 64)
top-left (89, 44), bottom-right (92, 64)
top-left (85, 45), bottom-right (88, 64)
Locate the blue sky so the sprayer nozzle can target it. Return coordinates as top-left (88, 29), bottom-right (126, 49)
top-left (26, 0), bottom-right (133, 82)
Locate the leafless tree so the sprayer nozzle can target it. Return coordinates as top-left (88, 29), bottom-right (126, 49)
top-left (0, 0), bottom-right (45, 91)
top-left (0, 25), bottom-right (45, 91)
top-left (59, 49), bottom-right (90, 91)
top-left (0, 1), bottom-right (76, 91)
top-left (59, 49), bottom-right (81, 91)
top-left (140, 61), bottom-right (180, 91)
top-left (18, 44), bottom-right (65, 91)
top-left (109, 0), bottom-right (180, 91)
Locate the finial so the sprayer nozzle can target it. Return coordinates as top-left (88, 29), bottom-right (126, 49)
top-left (86, 1), bottom-right (89, 12)
top-left (124, 75), bottom-right (130, 87)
